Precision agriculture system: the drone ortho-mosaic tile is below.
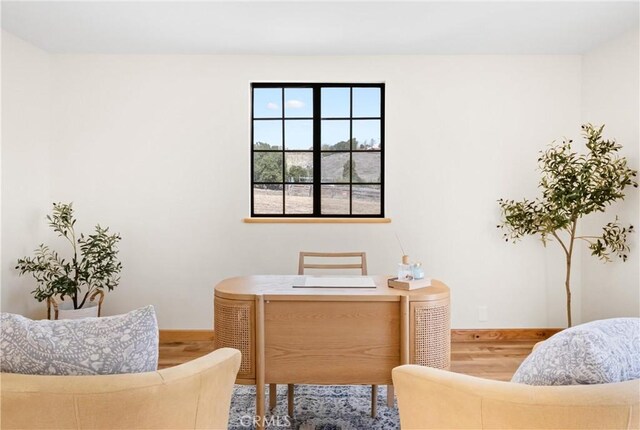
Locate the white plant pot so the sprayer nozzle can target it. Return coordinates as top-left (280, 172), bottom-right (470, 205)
top-left (55, 301), bottom-right (99, 320)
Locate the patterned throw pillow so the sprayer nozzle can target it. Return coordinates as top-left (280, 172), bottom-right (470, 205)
top-left (0, 305), bottom-right (158, 375)
top-left (512, 318), bottom-right (640, 385)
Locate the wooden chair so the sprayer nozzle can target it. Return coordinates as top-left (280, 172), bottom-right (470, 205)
top-left (269, 252), bottom-right (383, 418)
top-left (298, 251), bottom-right (368, 275)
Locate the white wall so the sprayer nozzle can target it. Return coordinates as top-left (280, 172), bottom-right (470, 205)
top-left (41, 54), bottom-right (580, 328)
top-left (580, 28), bottom-right (640, 321)
top-left (2, 33), bottom-right (589, 328)
top-left (1, 31), bottom-right (52, 318)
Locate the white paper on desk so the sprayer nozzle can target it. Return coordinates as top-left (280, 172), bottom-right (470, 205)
top-left (292, 276), bottom-right (376, 288)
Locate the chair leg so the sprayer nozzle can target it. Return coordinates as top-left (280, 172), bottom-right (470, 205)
top-left (386, 384), bottom-right (394, 407)
top-left (371, 384), bottom-right (378, 417)
top-left (269, 384), bottom-right (277, 410)
top-left (287, 384), bottom-right (295, 417)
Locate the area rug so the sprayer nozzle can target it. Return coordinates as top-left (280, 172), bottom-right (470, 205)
top-left (228, 384), bottom-right (400, 430)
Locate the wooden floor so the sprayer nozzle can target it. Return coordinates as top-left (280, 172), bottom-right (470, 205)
top-left (159, 338), bottom-right (537, 381)
top-left (450, 340), bottom-right (536, 381)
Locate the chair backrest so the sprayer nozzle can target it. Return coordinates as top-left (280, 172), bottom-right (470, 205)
top-left (298, 252), bottom-right (368, 275)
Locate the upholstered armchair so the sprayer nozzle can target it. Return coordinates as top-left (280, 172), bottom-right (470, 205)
top-left (393, 318), bottom-right (640, 429)
top-left (393, 364), bottom-right (639, 429)
top-left (1, 348), bottom-right (241, 430)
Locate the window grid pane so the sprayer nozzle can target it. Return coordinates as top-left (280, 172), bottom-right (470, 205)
top-left (352, 185), bottom-right (381, 215)
top-left (285, 88), bottom-right (313, 118)
top-left (285, 152), bottom-right (313, 183)
top-left (285, 120), bottom-right (313, 150)
top-left (285, 184), bottom-right (313, 214)
top-left (253, 152), bottom-right (283, 183)
top-left (253, 88), bottom-right (282, 118)
top-left (253, 185), bottom-right (283, 214)
top-left (321, 185), bottom-right (350, 215)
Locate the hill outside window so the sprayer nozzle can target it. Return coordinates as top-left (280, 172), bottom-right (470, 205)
top-left (251, 83), bottom-right (385, 217)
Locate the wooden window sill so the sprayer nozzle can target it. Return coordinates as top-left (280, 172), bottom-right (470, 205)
top-left (243, 218), bottom-right (391, 224)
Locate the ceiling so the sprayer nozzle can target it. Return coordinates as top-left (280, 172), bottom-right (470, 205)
top-left (1, 1), bottom-right (638, 55)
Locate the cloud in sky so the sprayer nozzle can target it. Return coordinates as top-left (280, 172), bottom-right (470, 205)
top-left (286, 99), bottom-right (305, 109)
top-left (266, 102), bottom-right (279, 110)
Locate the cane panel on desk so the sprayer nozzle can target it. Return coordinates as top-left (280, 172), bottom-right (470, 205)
top-left (411, 299), bottom-right (451, 370)
top-left (214, 297), bottom-right (255, 379)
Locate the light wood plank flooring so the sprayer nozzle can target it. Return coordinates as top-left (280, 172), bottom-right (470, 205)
top-left (450, 340), bottom-right (536, 381)
top-left (159, 338), bottom-right (537, 381)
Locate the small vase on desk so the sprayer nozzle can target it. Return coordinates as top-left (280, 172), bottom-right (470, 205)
top-left (398, 255), bottom-right (413, 280)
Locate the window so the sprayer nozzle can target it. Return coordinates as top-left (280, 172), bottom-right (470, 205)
top-left (251, 83), bottom-right (385, 217)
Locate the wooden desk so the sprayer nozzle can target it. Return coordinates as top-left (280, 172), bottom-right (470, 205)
top-left (214, 276), bottom-right (450, 428)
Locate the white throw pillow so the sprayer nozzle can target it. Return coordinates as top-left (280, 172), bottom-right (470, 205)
top-left (511, 318), bottom-right (640, 385)
top-left (0, 305), bottom-right (158, 375)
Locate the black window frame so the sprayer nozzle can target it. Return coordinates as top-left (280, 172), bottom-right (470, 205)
top-left (251, 82), bottom-right (385, 218)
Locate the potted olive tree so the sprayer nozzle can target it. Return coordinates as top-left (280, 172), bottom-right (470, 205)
top-left (16, 202), bottom-right (122, 319)
top-left (498, 124), bottom-right (637, 327)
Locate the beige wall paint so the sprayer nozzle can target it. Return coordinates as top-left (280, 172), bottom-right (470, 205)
top-left (580, 28), bottom-right (640, 321)
top-left (1, 31), bottom-right (52, 318)
top-left (2, 31), bottom-right (598, 328)
top-left (45, 54), bottom-right (581, 328)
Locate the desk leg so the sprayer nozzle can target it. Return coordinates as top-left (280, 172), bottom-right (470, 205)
top-left (256, 296), bottom-right (265, 430)
top-left (387, 385), bottom-right (395, 407)
top-left (269, 384), bottom-right (277, 410)
top-left (400, 295), bottom-right (410, 365)
top-left (371, 384), bottom-right (378, 417)
top-left (287, 384), bottom-right (294, 417)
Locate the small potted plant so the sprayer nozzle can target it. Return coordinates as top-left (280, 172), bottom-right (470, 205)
top-left (16, 202), bottom-right (122, 319)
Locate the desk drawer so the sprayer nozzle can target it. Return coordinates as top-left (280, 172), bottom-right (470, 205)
top-left (264, 300), bottom-right (400, 385)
